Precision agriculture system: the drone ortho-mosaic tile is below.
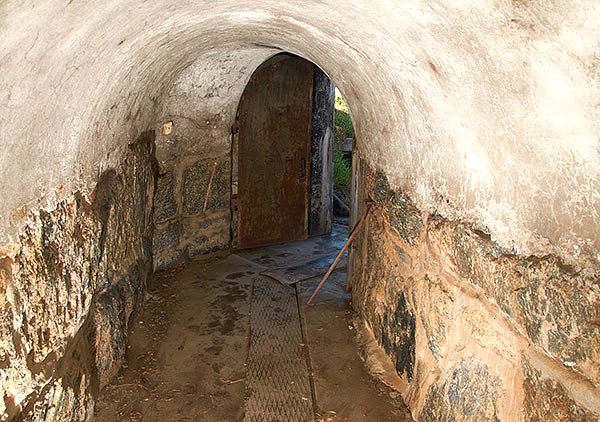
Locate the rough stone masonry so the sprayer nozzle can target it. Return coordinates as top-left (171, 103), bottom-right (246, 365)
top-left (0, 1), bottom-right (599, 421)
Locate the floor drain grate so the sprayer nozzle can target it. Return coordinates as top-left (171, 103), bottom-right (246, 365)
top-left (243, 277), bottom-right (315, 422)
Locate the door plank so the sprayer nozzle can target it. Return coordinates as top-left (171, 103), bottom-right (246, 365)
top-left (237, 55), bottom-right (314, 248)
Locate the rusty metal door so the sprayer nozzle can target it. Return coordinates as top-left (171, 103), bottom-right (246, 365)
top-left (237, 54), bottom-right (314, 248)
top-left (238, 54), bottom-right (313, 247)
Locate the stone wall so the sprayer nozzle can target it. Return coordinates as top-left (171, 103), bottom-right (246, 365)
top-left (0, 132), bottom-right (157, 421)
top-left (151, 50), bottom-right (272, 269)
top-left (153, 155), bottom-right (231, 269)
top-left (2, 1), bottom-right (600, 421)
top-left (308, 67), bottom-right (335, 237)
top-left (351, 161), bottom-right (600, 421)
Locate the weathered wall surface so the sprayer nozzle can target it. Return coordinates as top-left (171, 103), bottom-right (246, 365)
top-left (151, 50), bottom-right (271, 269)
top-left (308, 67), bottom-right (335, 237)
top-left (351, 161), bottom-right (600, 421)
top-left (2, 1), bottom-right (598, 261)
top-left (0, 133), bottom-right (156, 420)
top-left (152, 156), bottom-right (231, 269)
top-left (1, 0), bottom-right (599, 421)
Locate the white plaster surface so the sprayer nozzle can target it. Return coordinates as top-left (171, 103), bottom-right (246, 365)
top-left (1, 0), bottom-right (599, 260)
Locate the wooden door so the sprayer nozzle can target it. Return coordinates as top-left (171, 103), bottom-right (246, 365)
top-left (237, 54), bottom-right (314, 248)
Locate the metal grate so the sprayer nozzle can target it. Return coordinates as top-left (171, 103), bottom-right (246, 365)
top-left (243, 277), bottom-right (314, 422)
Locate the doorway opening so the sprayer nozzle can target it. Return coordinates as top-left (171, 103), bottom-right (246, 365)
top-left (231, 53), bottom-right (339, 250)
top-left (332, 89), bottom-right (354, 227)
top-left (229, 51), bottom-right (362, 302)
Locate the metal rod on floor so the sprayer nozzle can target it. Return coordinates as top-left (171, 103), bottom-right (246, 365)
top-left (307, 200), bottom-right (373, 305)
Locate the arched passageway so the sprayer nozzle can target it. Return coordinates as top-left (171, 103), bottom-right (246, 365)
top-left (1, 1), bottom-right (599, 421)
top-left (234, 53), bottom-right (326, 248)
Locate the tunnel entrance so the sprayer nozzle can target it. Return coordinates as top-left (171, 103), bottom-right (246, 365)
top-left (4, 1), bottom-right (600, 419)
top-left (234, 54), bottom-right (314, 248)
top-left (232, 53), bottom-right (335, 249)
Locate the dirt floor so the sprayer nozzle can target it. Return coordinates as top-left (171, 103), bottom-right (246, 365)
top-left (95, 226), bottom-right (413, 421)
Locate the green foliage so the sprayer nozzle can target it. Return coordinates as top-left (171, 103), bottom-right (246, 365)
top-left (333, 93), bottom-right (352, 186)
top-left (335, 95), bottom-right (349, 113)
top-left (334, 109), bottom-right (353, 137)
top-left (333, 145), bottom-right (351, 186)
top-left (334, 94), bottom-right (353, 138)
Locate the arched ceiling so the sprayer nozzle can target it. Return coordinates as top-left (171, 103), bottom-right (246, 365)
top-left (1, 0), bottom-right (599, 258)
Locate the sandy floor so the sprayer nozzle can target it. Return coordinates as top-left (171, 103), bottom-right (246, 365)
top-left (95, 227), bottom-right (413, 421)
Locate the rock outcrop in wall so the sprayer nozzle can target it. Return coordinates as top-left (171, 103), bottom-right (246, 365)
top-left (351, 161), bottom-right (600, 421)
top-left (308, 67), bottom-right (335, 237)
top-left (0, 133), bottom-right (157, 421)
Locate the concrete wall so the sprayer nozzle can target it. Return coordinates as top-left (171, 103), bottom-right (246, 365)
top-left (1, 0), bottom-right (599, 420)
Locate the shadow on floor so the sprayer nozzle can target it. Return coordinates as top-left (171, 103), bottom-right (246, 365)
top-left (95, 225), bottom-right (413, 422)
